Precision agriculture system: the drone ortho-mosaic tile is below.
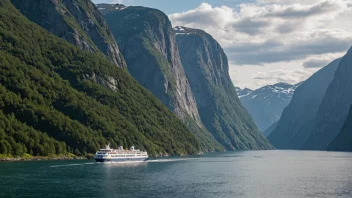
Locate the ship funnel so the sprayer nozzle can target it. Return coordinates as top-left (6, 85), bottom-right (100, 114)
top-left (130, 146), bottom-right (135, 151)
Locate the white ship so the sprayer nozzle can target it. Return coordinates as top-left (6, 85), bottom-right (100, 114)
top-left (94, 144), bottom-right (149, 163)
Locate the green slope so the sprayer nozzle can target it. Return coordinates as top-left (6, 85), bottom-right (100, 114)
top-left (98, 5), bottom-right (224, 152)
top-left (0, 0), bottom-right (200, 157)
top-left (175, 27), bottom-right (274, 150)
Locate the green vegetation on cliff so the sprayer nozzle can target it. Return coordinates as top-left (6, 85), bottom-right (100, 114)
top-left (0, 0), bottom-right (200, 157)
top-left (175, 27), bottom-right (274, 150)
top-left (99, 5), bottom-right (224, 152)
top-left (10, 0), bottom-right (126, 68)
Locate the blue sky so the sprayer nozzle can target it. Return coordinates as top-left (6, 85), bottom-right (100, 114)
top-left (92, 0), bottom-right (352, 89)
top-left (92, 0), bottom-right (254, 14)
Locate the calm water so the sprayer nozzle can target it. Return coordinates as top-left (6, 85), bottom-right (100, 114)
top-left (1, 150), bottom-right (352, 198)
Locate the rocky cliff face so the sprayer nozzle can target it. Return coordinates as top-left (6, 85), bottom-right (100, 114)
top-left (327, 105), bottom-right (352, 151)
top-left (268, 58), bottom-right (341, 149)
top-left (10, 0), bottom-right (126, 68)
top-left (303, 48), bottom-right (352, 150)
top-left (263, 122), bottom-right (278, 137)
top-left (237, 83), bottom-right (299, 132)
top-left (175, 26), bottom-right (273, 150)
top-left (98, 5), bottom-right (223, 151)
top-left (0, 0), bottom-right (204, 157)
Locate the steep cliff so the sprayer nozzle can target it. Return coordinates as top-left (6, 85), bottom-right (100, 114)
top-left (238, 83), bottom-right (299, 132)
top-left (175, 26), bottom-right (273, 150)
top-left (268, 58), bottom-right (341, 149)
top-left (303, 48), bottom-right (352, 150)
top-left (327, 105), bottom-right (352, 151)
top-left (0, 0), bottom-right (200, 157)
top-left (263, 122), bottom-right (278, 137)
top-left (98, 4), bottom-right (223, 151)
top-left (10, 0), bottom-right (126, 68)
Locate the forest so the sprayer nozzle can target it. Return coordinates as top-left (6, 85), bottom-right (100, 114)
top-left (0, 0), bottom-right (200, 157)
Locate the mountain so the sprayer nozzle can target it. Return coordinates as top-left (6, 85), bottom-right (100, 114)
top-left (237, 83), bottom-right (299, 132)
top-left (303, 48), bottom-right (352, 150)
top-left (0, 0), bottom-right (201, 157)
top-left (97, 4), bottom-right (223, 151)
top-left (235, 87), bottom-right (252, 98)
top-left (327, 105), bottom-right (352, 151)
top-left (175, 26), bottom-right (274, 150)
top-left (268, 58), bottom-right (341, 149)
top-left (263, 122), bottom-right (278, 137)
top-left (10, 0), bottom-right (126, 68)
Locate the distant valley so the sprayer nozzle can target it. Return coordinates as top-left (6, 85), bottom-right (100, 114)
top-left (236, 83), bottom-right (300, 132)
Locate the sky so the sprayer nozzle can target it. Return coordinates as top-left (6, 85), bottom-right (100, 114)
top-left (93, 0), bottom-right (352, 89)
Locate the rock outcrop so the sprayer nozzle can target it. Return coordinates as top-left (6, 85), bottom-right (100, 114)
top-left (11, 0), bottom-right (126, 68)
top-left (175, 26), bottom-right (273, 150)
top-left (303, 48), bottom-right (352, 150)
top-left (268, 58), bottom-right (341, 149)
top-left (0, 0), bottom-right (202, 156)
top-left (98, 5), bottom-right (223, 151)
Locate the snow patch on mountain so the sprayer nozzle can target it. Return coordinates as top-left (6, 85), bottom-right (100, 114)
top-left (236, 82), bottom-right (302, 132)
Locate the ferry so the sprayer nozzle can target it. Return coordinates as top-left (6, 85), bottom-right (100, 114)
top-left (94, 144), bottom-right (149, 163)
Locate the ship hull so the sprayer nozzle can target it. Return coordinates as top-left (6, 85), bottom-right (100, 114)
top-left (95, 157), bottom-right (149, 163)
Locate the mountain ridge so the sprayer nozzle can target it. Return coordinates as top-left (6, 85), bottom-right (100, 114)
top-left (237, 82), bottom-right (300, 132)
top-left (268, 58), bottom-right (341, 149)
top-left (11, 0), bottom-right (126, 68)
top-left (175, 26), bottom-right (274, 150)
top-left (97, 5), bottom-right (224, 151)
top-left (303, 49), bottom-right (352, 150)
top-left (0, 0), bottom-right (201, 157)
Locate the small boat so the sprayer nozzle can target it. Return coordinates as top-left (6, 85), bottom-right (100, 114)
top-left (94, 144), bottom-right (149, 163)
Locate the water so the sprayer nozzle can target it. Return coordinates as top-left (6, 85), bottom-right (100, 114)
top-left (1, 150), bottom-right (352, 198)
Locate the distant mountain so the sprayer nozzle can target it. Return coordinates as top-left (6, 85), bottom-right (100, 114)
top-left (268, 58), bottom-right (341, 149)
top-left (303, 48), bottom-right (352, 150)
top-left (263, 122), bottom-right (278, 137)
top-left (235, 87), bottom-right (253, 98)
top-left (97, 4), bottom-right (223, 151)
top-left (237, 83), bottom-right (299, 132)
top-left (175, 26), bottom-right (274, 150)
top-left (327, 105), bottom-right (352, 151)
top-left (11, 0), bottom-right (126, 68)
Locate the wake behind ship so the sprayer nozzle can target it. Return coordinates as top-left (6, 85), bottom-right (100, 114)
top-left (94, 144), bottom-right (149, 163)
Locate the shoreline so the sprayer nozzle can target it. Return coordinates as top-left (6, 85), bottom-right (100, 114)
top-left (0, 156), bottom-right (88, 162)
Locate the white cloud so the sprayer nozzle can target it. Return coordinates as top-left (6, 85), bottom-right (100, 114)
top-left (303, 58), bottom-right (332, 68)
top-left (169, 0), bottom-right (352, 89)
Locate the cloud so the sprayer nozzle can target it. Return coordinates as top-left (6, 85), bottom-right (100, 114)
top-left (169, 1), bottom-right (352, 65)
top-left (169, 0), bottom-right (352, 88)
top-left (169, 3), bottom-right (234, 28)
top-left (303, 58), bottom-right (332, 68)
top-left (263, 0), bottom-right (344, 19)
top-left (253, 69), bottom-right (311, 84)
top-left (227, 28), bottom-right (352, 65)
top-left (232, 18), bottom-right (269, 35)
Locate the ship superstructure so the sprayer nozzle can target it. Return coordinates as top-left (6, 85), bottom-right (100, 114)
top-left (94, 144), bottom-right (148, 163)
